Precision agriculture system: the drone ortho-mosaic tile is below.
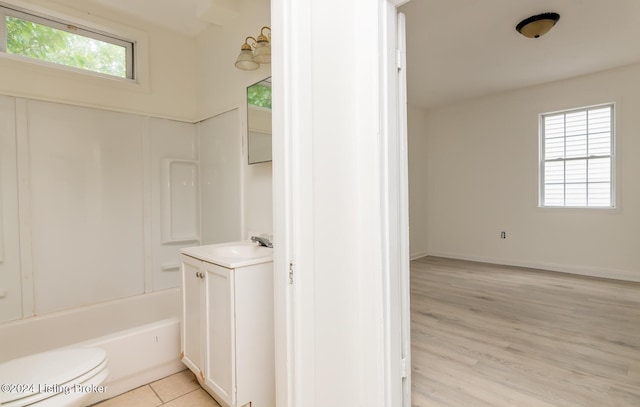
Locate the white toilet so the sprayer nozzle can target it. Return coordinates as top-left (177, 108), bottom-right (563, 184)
top-left (0, 348), bottom-right (108, 407)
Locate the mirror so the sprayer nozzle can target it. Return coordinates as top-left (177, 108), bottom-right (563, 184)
top-left (247, 77), bottom-right (272, 164)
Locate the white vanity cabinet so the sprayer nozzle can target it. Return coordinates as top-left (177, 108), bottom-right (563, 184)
top-left (180, 242), bottom-right (274, 407)
top-left (181, 255), bottom-right (206, 378)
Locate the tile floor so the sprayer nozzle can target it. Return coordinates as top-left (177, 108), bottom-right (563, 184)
top-left (92, 370), bottom-right (221, 407)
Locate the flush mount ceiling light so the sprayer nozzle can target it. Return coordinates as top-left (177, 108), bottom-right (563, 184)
top-left (516, 12), bottom-right (560, 39)
top-left (235, 26), bottom-right (271, 71)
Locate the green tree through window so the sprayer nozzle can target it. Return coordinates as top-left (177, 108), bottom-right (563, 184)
top-left (247, 83), bottom-right (272, 109)
top-left (5, 15), bottom-right (128, 78)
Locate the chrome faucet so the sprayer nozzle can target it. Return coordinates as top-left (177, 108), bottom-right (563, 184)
top-left (251, 235), bottom-right (273, 248)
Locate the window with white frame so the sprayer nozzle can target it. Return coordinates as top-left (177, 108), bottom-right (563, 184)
top-left (540, 104), bottom-right (614, 208)
top-left (0, 4), bottom-right (134, 79)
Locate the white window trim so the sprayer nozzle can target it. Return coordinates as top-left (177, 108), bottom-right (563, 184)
top-left (0, 10), bottom-right (6, 53)
top-left (0, 1), bottom-right (136, 81)
top-left (538, 102), bottom-right (616, 209)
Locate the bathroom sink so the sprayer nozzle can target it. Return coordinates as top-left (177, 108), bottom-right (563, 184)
top-left (181, 241), bottom-right (273, 268)
top-left (208, 244), bottom-right (272, 258)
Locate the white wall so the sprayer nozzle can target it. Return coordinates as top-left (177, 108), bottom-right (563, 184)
top-left (197, 107), bottom-right (273, 245)
top-left (243, 162), bottom-right (273, 237)
top-left (0, 0), bottom-right (198, 122)
top-left (420, 63), bottom-right (640, 281)
top-left (407, 104), bottom-right (429, 258)
top-left (196, 0), bottom-right (273, 238)
top-left (195, 0), bottom-right (271, 120)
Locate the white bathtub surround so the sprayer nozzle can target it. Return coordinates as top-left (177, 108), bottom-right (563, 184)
top-left (0, 96), bottom-right (200, 401)
top-left (0, 91), bottom-right (275, 402)
top-left (26, 100), bottom-right (147, 315)
top-left (198, 110), bottom-right (243, 246)
top-left (0, 97), bottom-right (200, 321)
top-left (0, 98), bottom-right (193, 403)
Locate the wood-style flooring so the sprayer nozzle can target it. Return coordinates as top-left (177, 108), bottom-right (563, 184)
top-left (411, 257), bottom-right (640, 407)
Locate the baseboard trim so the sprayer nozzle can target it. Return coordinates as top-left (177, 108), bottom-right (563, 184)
top-left (410, 251), bottom-right (429, 261)
top-left (422, 252), bottom-right (640, 283)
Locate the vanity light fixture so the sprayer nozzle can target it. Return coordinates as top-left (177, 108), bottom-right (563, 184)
top-left (235, 26), bottom-right (271, 71)
top-left (516, 12), bottom-right (560, 39)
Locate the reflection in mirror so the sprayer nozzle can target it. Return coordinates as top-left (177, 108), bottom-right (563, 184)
top-left (247, 77), bottom-right (272, 164)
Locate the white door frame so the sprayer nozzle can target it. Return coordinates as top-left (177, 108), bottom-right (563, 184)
top-left (271, 0), bottom-right (410, 406)
top-left (380, 2), bottom-right (411, 406)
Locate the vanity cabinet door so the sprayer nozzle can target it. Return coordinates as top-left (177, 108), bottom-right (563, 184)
top-left (204, 262), bottom-right (236, 407)
top-left (180, 254), bottom-right (205, 378)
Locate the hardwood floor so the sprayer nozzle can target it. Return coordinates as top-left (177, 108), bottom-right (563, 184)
top-left (410, 257), bottom-right (640, 407)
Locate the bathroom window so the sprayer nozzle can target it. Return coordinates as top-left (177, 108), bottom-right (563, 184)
top-left (539, 103), bottom-right (615, 208)
top-left (0, 4), bottom-right (134, 79)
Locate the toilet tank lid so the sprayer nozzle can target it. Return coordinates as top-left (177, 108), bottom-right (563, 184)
top-left (0, 348), bottom-right (107, 403)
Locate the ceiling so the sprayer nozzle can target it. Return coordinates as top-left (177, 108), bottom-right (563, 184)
top-left (399, 0), bottom-right (640, 109)
top-left (58, 0), bottom-right (640, 110)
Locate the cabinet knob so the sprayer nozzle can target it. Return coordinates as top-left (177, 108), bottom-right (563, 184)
top-left (195, 271), bottom-right (204, 279)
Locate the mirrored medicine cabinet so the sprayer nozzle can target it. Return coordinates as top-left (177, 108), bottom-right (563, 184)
top-left (246, 77), bottom-right (272, 164)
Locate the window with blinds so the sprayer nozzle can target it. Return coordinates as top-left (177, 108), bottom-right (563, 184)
top-left (540, 104), bottom-right (614, 208)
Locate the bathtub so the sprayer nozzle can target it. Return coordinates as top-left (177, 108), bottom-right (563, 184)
top-left (0, 289), bottom-right (184, 403)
